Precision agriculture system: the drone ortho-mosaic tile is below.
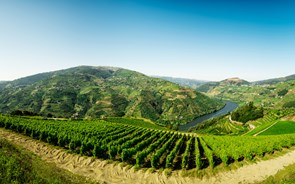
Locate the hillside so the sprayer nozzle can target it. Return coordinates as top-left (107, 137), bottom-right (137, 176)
top-left (254, 74), bottom-right (295, 85)
top-left (0, 66), bottom-right (224, 125)
top-left (196, 77), bottom-right (249, 93)
top-left (156, 76), bottom-right (207, 89)
top-left (196, 75), bottom-right (295, 108)
top-left (2, 115), bottom-right (295, 184)
top-left (0, 81), bottom-right (8, 90)
top-left (192, 75), bottom-right (295, 136)
top-left (200, 80), bottom-right (294, 108)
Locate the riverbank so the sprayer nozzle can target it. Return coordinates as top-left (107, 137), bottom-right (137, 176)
top-left (178, 101), bottom-right (238, 131)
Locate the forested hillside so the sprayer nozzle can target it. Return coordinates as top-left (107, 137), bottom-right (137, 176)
top-left (0, 66), bottom-right (224, 125)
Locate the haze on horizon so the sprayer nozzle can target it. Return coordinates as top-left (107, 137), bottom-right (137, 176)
top-left (0, 0), bottom-right (295, 82)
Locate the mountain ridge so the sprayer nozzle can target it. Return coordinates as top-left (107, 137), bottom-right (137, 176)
top-left (196, 74), bottom-right (294, 93)
top-left (253, 74), bottom-right (295, 85)
top-left (0, 66), bottom-right (224, 125)
top-left (155, 76), bottom-right (208, 89)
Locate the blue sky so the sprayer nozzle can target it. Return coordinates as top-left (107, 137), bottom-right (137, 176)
top-left (0, 0), bottom-right (295, 81)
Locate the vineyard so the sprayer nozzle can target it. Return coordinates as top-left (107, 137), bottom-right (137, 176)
top-left (1, 115), bottom-right (295, 171)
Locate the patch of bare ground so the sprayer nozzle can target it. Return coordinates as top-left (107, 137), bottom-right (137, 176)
top-left (1, 128), bottom-right (295, 184)
top-left (282, 114), bottom-right (295, 121)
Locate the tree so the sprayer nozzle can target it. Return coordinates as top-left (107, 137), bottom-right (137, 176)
top-left (231, 102), bottom-right (264, 123)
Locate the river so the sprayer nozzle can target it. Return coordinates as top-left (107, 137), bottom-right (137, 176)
top-left (178, 100), bottom-right (238, 131)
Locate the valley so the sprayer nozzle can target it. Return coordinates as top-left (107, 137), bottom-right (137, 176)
top-left (0, 66), bottom-right (294, 184)
top-left (2, 1), bottom-right (295, 183)
top-left (178, 100), bottom-right (238, 131)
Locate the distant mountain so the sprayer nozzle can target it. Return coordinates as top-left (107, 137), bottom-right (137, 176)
top-left (196, 75), bottom-right (295, 108)
top-left (220, 77), bottom-right (250, 86)
top-left (196, 77), bottom-right (249, 93)
top-left (0, 66), bottom-right (224, 125)
top-left (155, 76), bottom-right (208, 89)
top-left (253, 74), bottom-right (295, 85)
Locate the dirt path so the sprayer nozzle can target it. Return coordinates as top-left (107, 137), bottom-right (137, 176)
top-left (1, 128), bottom-right (295, 184)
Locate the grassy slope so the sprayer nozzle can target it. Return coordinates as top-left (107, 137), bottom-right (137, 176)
top-left (244, 112), bottom-right (279, 136)
top-left (0, 138), bottom-right (94, 184)
top-left (258, 121), bottom-right (295, 136)
top-left (244, 109), bottom-right (295, 136)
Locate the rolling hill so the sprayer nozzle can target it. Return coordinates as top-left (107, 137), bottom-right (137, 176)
top-left (0, 66), bottom-right (224, 125)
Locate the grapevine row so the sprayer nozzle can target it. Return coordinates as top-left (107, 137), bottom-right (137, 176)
top-left (1, 115), bottom-right (295, 171)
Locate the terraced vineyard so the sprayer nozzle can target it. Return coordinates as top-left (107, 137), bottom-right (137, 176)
top-left (245, 109), bottom-right (295, 136)
top-left (1, 115), bottom-right (295, 171)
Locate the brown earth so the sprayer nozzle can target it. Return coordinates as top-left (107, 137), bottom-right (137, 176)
top-left (282, 114), bottom-right (295, 121)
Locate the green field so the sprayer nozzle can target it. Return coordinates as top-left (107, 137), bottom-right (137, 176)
top-left (1, 115), bottom-right (295, 172)
top-left (258, 121), bottom-right (295, 136)
top-left (244, 113), bottom-right (278, 136)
